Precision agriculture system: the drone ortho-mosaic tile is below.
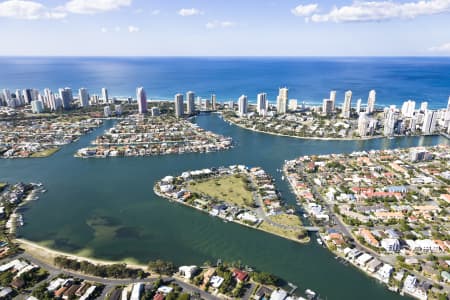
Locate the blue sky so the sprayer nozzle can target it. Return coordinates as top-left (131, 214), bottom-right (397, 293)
top-left (0, 0), bottom-right (449, 56)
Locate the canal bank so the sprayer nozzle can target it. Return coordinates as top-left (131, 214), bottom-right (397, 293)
top-left (1, 115), bottom-right (448, 299)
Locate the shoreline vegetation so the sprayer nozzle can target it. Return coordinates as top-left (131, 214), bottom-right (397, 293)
top-left (154, 165), bottom-right (310, 244)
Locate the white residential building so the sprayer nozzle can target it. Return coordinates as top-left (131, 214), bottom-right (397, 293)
top-left (341, 90), bottom-right (352, 118)
top-left (256, 92), bottom-right (267, 115)
top-left (276, 87), bottom-right (288, 114)
top-left (329, 90), bottom-right (336, 111)
top-left (238, 94), bottom-right (248, 116)
top-left (381, 238), bottom-right (400, 252)
top-left (422, 110), bottom-right (437, 134)
top-left (401, 100), bottom-right (416, 117)
top-left (78, 88), bottom-right (89, 107)
top-left (136, 87), bottom-right (147, 114)
top-left (366, 89), bottom-right (376, 114)
top-left (186, 91), bottom-right (195, 114)
top-left (175, 93), bottom-right (184, 117)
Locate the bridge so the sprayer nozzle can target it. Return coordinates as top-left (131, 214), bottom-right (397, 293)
top-left (304, 226), bottom-right (320, 232)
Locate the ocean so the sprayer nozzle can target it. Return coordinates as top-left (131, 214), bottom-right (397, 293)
top-left (0, 56), bottom-right (449, 109)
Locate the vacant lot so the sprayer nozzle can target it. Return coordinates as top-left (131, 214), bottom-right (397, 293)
top-left (188, 175), bottom-right (254, 207)
top-left (30, 148), bottom-right (60, 158)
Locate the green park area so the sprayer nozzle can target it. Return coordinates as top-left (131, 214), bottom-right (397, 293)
top-left (258, 214), bottom-right (308, 242)
top-left (188, 175), bottom-right (254, 207)
top-left (30, 148), bottom-right (60, 158)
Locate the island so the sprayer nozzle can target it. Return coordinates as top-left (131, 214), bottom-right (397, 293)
top-left (284, 145), bottom-right (450, 300)
top-left (0, 116), bottom-right (102, 158)
top-left (155, 165), bottom-right (309, 243)
top-left (76, 114), bottom-right (232, 158)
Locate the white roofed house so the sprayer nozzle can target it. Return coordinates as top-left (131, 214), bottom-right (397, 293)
top-left (380, 238), bottom-right (400, 252)
top-left (178, 265), bottom-right (198, 279)
top-left (376, 264), bottom-right (393, 283)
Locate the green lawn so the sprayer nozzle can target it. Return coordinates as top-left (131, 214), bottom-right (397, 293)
top-left (269, 214), bottom-right (303, 227)
top-left (30, 148), bottom-right (60, 158)
top-left (188, 175), bottom-right (254, 207)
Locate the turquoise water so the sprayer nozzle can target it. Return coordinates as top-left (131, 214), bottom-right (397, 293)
top-left (1, 114), bottom-right (448, 299)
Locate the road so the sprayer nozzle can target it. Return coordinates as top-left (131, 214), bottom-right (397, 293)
top-left (16, 252), bottom-right (221, 300)
top-left (295, 162), bottom-right (450, 294)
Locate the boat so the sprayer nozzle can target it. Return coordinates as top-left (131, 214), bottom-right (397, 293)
top-left (305, 289), bottom-right (316, 297)
top-left (281, 176), bottom-right (285, 180)
top-left (316, 238), bottom-right (323, 245)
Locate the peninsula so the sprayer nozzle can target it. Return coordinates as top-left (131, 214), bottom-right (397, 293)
top-left (155, 165), bottom-right (309, 243)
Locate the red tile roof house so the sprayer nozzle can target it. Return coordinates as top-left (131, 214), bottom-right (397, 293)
top-left (232, 269), bottom-right (249, 282)
top-left (153, 293), bottom-right (165, 300)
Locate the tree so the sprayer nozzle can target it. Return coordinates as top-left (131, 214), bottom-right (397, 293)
top-left (147, 260), bottom-right (176, 275)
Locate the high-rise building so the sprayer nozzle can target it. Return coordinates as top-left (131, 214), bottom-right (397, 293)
top-left (366, 90), bottom-right (376, 114)
top-left (104, 106), bottom-right (111, 117)
top-left (59, 88), bottom-right (72, 109)
top-left (238, 95), bottom-right (248, 116)
top-left (422, 110), bottom-right (437, 134)
top-left (276, 87), bottom-right (288, 114)
top-left (136, 87), bottom-right (147, 114)
top-left (384, 106), bottom-right (398, 136)
top-left (256, 93), bottom-right (267, 115)
top-left (420, 101), bottom-right (428, 112)
top-left (341, 90), bottom-right (352, 119)
top-left (31, 100), bottom-right (44, 114)
top-left (79, 88), bottom-right (90, 107)
top-left (23, 89), bottom-right (32, 104)
top-left (102, 88), bottom-right (109, 103)
top-left (186, 91), bottom-right (195, 114)
top-left (174, 93), bottom-right (184, 117)
top-left (288, 99), bottom-right (298, 111)
top-left (329, 90), bottom-right (336, 111)
top-left (211, 94), bottom-right (217, 110)
top-left (115, 104), bottom-right (123, 115)
top-left (2, 89), bottom-right (11, 103)
top-left (356, 98), bottom-right (362, 114)
top-left (401, 100), bottom-right (416, 118)
top-left (358, 112), bottom-right (369, 137)
top-left (322, 99), bottom-right (333, 116)
top-left (444, 96), bottom-right (450, 128)
top-left (151, 107), bottom-right (160, 116)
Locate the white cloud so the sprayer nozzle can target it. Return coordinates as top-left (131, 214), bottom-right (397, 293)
top-left (0, 0), bottom-right (66, 20)
top-left (151, 9), bottom-right (160, 15)
top-left (178, 8), bottom-right (203, 16)
top-left (128, 25), bottom-right (140, 33)
top-left (291, 4), bottom-right (318, 16)
top-left (61, 0), bottom-right (132, 14)
top-left (306, 0), bottom-right (450, 23)
top-left (206, 20), bottom-right (236, 29)
top-left (100, 26), bottom-right (108, 33)
top-left (429, 42), bottom-right (450, 52)
top-left (114, 26), bottom-right (121, 32)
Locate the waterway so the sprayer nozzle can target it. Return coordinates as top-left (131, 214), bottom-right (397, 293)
top-left (1, 114), bottom-right (448, 300)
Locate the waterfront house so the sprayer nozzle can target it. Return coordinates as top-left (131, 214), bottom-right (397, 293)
top-left (270, 289), bottom-right (288, 300)
top-left (254, 286), bottom-right (273, 300)
top-left (367, 258), bottom-right (383, 273)
top-left (377, 264), bottom-right (393, 282)
top-left (210, 276), bottom-right (224, 288)
top-left (179, 265), bottom-right (198, 279)
top-left (356, 253), bottom-right (373, 266)
top-left (232, 269), bottom-right (249, 282)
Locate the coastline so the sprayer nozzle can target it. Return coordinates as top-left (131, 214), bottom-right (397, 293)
top-left (15, 237), bottom-right (147, 270)
top-left (222, 115), bottom-right (440, 142)
top-left (153, 187), bottom-right (311, 245)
